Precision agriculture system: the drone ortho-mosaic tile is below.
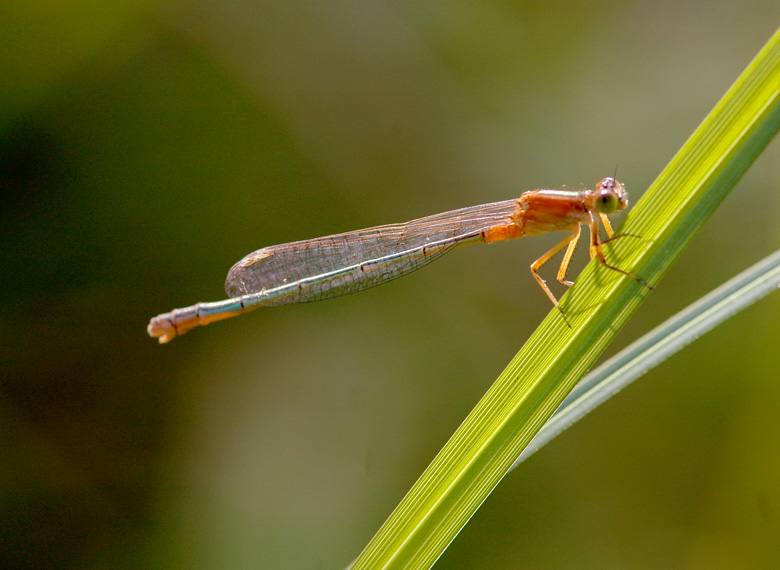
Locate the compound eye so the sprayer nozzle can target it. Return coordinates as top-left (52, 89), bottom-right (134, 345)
top-left (596, 189), bottom-right (619, 213)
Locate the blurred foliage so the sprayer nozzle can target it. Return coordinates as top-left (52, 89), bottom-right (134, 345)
top-left (1, 2), bottom-right (779, 569)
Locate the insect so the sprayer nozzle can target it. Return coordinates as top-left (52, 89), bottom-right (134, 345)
top-left (148, 177), bottom-right (647, 343)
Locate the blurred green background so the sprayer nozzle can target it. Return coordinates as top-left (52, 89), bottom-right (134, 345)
top-left (2, 2), bottom-right (779, 569)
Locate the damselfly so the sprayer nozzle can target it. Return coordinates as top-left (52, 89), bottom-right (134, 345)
top-left (148, 177), bottom-right (647, 343)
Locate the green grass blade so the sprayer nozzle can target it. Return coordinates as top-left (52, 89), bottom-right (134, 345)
top-left (512, 248), bottom-right (780, 467)
top-left (351, 26), bottom-right (780, 570)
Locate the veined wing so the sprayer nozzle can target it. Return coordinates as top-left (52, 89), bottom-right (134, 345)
top-left (225, 198), bottom-right (521, 304)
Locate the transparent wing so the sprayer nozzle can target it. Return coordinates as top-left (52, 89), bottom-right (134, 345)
top-left (225, 198), bottom-right (521, 304)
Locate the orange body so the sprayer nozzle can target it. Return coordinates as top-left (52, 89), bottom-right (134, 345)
top-left (148, 177), bottom-right (647, 342)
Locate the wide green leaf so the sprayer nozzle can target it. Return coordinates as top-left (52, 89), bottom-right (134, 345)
top-left (351, 26), bottom-right (780, 570)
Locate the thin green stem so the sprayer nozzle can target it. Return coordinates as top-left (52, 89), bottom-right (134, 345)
top-left (351, 26), bottom-right (780, 570)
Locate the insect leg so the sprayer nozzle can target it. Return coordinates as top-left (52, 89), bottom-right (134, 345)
top-left (556, 224), bottom-right (581, 286)
top-left (530, 230), bottom-right (581, 327)
top-left (589, 213), bottom-right (652, 288)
